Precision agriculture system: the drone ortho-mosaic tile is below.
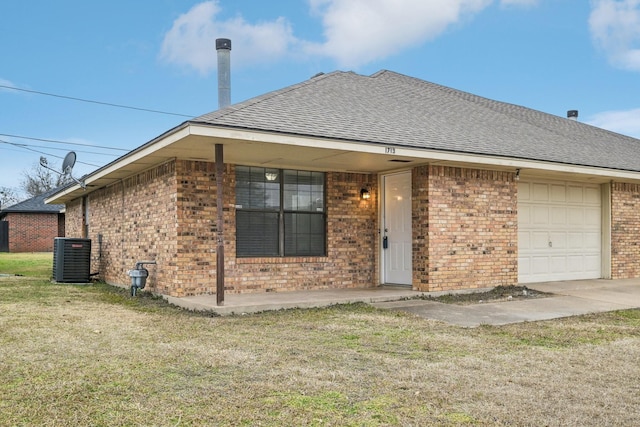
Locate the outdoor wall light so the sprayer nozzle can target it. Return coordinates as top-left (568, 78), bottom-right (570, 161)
top-left (360, 188), bottom-right (371, 200)
top-left (515, 169), bottom-right (521, 181)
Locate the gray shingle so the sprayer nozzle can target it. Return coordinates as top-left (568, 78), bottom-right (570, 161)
top-left (193, 70), bottom-right (640, 172)
top-left (1, 187), bottom-right (64, 213)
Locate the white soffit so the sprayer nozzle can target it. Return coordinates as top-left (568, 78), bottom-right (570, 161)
top-left (47, 123), bottom-right (640, 204)
top-left (190, 124), bottom-right (640, 182)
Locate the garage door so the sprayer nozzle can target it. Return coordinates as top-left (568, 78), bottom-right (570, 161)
top-left (518, 180), bottom-right (601, 283)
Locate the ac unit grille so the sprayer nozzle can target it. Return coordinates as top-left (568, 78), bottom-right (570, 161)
top-left (53, 238), bottom-right (91, 283)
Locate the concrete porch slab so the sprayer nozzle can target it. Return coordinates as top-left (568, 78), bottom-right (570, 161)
top-left (163, 279), bottom-right (640, 327)
top-left (164, 286), bottom-right (423, 316)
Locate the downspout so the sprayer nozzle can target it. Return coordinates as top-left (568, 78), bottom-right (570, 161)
top-left (215, 38), bottom-right (231, 306)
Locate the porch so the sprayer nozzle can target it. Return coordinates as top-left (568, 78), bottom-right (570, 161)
top-left (164, 285), bottom-right (423, 316)
top-left (163, 278), bottom-right (640, 326)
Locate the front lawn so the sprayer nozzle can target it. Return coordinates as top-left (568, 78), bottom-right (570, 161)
top-left (1, 254), bottom-right (639, 425)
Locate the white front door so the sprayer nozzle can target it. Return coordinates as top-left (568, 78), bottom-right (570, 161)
top-left (383, 172), bottom-right (412, 285)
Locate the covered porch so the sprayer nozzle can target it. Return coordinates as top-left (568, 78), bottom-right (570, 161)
top-left (163, 278), bottom-right (640, 326)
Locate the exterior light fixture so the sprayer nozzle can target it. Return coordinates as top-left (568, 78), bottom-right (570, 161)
top-left (360, 188), bottom-right (371, 200)
top-left (515, 169), bottom-right (520, 181)
top-left (265, 172), bottom-right (278, 181)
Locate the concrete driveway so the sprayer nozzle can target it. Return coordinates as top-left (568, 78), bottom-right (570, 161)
top-left (371, 278), bottom-right (640, 327)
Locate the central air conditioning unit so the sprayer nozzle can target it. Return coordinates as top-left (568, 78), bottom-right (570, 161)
top-left (53, 237), bottom-right (91, 283)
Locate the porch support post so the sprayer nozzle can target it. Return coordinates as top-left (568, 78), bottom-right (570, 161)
top-left (215, 143), bottom-right (225, 306)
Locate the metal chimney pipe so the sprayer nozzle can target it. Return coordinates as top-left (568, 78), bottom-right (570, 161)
top-left (216, 38), bottom-right (231, 109)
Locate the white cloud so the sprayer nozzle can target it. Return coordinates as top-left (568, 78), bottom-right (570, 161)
top-left (589, 0), bottom-right (640, 71)
top-left (160, 1), bottom-right (297, 74)
top-left (161, 0), bottom-right (544, 73)
top-left (500, 0), bottom-right (539, 6)
top-left (586, 108), bottom-right (640, 138)
top-left (305, 0), bottom-right (492, 68)
top-left (0, 78), bottom-right (18, 92)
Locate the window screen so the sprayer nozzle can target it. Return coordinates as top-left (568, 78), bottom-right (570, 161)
top-left (236, 166), bottom-right (325, 257)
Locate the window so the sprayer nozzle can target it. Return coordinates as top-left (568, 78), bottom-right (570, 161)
top-left (236, 166), bottom-right (326, 257)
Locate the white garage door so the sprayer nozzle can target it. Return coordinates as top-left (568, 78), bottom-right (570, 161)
top-left (518, 180), bottom-right (601, 283)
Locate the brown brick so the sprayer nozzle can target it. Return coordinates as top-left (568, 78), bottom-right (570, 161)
top-left (416, 165), bottom-right (518, 292)
top-left (66, 160), bottom-right (379, 297)
top-left (3, 212), bottom-right (63, 252)
top-left (611, 182), bottom-right (640, 279)
top-left (64, 160), bottom-right (524, 295)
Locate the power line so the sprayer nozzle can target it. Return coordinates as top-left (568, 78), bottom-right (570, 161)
top-left (7, 142), bottom-right (120, 157)
top-left (0, 139), bottom-right (102, 168)
top-left (0, 133), bottom-right (129, 152)
top-left (0, 84), bottom-right (196, 118)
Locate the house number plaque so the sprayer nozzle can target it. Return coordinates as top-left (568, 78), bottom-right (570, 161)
top-left (385, 147), bottom-right (396, 154)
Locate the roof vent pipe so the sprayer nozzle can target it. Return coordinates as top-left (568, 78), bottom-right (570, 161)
top-left (567, 110), bottom-right (578, 120)
top-left (216, 38), bottom-right (232, 109)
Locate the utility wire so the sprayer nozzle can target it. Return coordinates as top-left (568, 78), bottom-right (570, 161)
top-left (0, 133), bottom-right (129, 152)
top-left (0, 84), bottom-right (196, 118)
top-left (0, 139), bottom-right (102, 168)
top-left (7, 142), bottom-right (120, 157)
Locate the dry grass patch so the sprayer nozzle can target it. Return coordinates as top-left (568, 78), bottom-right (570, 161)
top-left (1, 271), bottom-right (639, 425)
top-left (421, 285), bottom-right (550, 305)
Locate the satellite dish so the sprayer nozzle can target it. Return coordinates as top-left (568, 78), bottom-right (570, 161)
top-left (61, 151), bottom-right (77, 175)
top-left (39, 151), bottom-right (86, 190)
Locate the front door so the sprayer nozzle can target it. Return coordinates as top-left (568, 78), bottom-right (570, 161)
top-left (383, 172), bottom-right (412, 285)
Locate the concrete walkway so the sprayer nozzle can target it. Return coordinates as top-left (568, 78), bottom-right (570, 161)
top-left (165, 278), bottom-right (640, 327)
top-left (373, 279), bottom-right (640, 327)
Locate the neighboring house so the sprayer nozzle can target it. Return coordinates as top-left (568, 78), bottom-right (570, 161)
top-left (47, 70), bottom-right (640, 297)
top-left (1, 188), bottom-right (65, 252)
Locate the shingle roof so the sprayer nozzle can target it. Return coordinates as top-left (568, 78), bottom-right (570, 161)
top-left (1, 187), bottom-right (64, 214)
top-left (193, 70), bottom-right (640, 172)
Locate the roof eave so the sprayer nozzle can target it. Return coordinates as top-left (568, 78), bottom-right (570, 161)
top-left (187, 123), bottom-right (640, 182)
top-left (46, 120), bottom-right (640, 205)
top-left (45, 121), bottom-right (192, 204)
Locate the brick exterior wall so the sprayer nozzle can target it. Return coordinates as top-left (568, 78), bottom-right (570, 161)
top-left (172, 160), bottom-right (219, 296)
top-left (611, 182), bottom-right (640, 279)
top-left (65, 200), bottom-right (83, 237)
top-left (417, 165), bottom-right (518, 292)
top-left (412, 166), bottom-right (430, 288)
top-left (67, 161), bottom-right (178, 294)
top-left (61, 157), bottom-right (640, 295)
top-left (66, 159), bottom-right (379, 297)
top-left (229, 172), bottom-right (378, 294)
top-left (4, 212), bottom-right (63, 252)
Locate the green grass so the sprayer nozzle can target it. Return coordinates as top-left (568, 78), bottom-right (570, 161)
top-left (1, 254), bottom-right (640, 426)
top-left (0, 252), bottom-right (52, 277)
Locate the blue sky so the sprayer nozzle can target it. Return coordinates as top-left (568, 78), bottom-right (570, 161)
top-left (1, 0), bottom-right (639, 197)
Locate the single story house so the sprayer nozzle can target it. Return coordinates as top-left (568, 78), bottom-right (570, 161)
top-left (1, 188), bottom-right (65, 252)
top-left (47, 70), bottom-right (640, 298)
